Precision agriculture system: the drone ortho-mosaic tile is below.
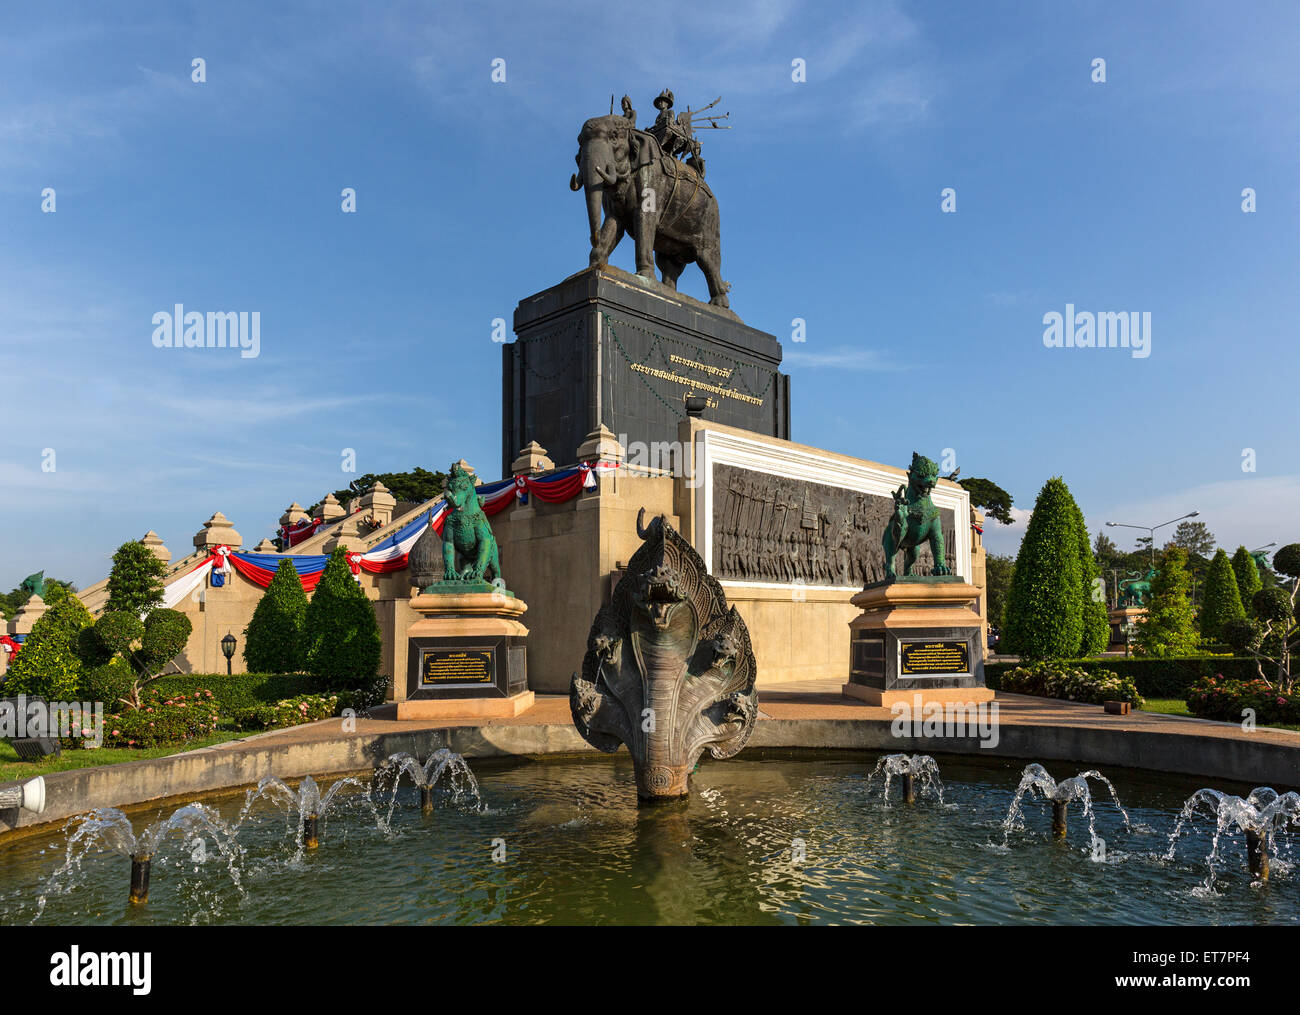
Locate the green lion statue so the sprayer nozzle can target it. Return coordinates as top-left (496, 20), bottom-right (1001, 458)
top-left (19, 571), bottom-right (45, 599)
top-left (441, 463), bottom-right (503, 586)
top-left (882, 453), bottom-right (951, 580)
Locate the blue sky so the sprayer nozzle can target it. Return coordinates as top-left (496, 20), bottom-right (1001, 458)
top-left (2, 0), bottom-right (1298, 589)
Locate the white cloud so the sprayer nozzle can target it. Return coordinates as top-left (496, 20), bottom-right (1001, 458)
top-left (783, 346), bottom-right (908, 370)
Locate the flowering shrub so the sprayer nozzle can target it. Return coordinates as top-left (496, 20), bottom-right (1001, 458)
top-left (101, 689), bottom-right (220, 749)
top-left (231, 693), bottom-right (339, 731)
top-left (1186, 675), bottom-right (1300, 726)
top-left (998, 661), bottom-right (1144, 708)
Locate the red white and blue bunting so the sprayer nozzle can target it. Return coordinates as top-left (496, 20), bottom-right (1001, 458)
top-left (162, 462), bottom-right (620, 603)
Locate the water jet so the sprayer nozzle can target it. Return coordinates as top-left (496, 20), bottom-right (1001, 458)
top-left (1166, 787), bottom-right (1300, 886)
top-left (1003, 764), bottom-right (1131, 853)
top-left (866, 754), bottom-right (943, 805)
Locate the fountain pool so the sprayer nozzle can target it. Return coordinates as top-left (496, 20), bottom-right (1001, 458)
top-left (1, 753), bottom-right (1296, 925)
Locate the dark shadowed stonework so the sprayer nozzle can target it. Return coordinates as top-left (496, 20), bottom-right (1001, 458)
top-left (502, 266), bottom-right (790, 474)
top-left (711, 464), bottom-right (957, 585)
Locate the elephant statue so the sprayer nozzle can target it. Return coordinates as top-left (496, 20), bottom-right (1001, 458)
top-left (570, 114), bottom-right (731, 309)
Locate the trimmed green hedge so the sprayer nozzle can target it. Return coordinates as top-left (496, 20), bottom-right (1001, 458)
top-left (986, 656), bottom-right (1259, 699)
top-left (151, 673), bottom-right (325, 713)
top-left (151, 672), bottom-right (389, 715)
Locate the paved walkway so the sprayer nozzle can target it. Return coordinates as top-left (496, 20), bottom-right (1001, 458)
top-left (204, 680), bottom-right (1300, 753)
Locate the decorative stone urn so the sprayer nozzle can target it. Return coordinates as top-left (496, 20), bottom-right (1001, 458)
top-left (570, 509), bottom-right (758, 801)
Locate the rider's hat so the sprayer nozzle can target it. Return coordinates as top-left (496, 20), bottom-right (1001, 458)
top-left (653, 89), bottom-right (674, 110)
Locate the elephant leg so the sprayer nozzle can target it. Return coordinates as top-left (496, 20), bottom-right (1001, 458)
top-left (634, 221), bottom-right (656, 278)
top-left (656, 252), bottom-right (685, 290)
top-left (696, 245), bottom-right (730, 308)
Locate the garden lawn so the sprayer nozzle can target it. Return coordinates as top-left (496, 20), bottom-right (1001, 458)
top-left (1141, 697), bottom-right (1300, 732)
top-left (1140, 698), bottom-right (1192, 718)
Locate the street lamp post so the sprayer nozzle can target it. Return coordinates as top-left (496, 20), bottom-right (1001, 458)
top-left (220, 632), bottom-right (237, 676)
top-left (1106, 511), bottom-right (1200, 568)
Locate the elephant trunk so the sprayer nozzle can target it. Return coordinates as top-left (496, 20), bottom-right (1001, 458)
top-left (574, 133), bottom-right (620, 248)
top-left (584, 185), bottom-right (603, 246)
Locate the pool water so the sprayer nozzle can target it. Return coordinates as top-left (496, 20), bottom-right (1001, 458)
top-left (1, 752), bottom-right (1296, 925)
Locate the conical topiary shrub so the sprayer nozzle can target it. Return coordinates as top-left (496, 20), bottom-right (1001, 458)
top-left (1072, 501), bottom-right (1111, 657)
top-left (304, 546), bottom-right (382, 690)
top-left (1199, 547), bottom-right (1245, 641)
top-left (1231, 545), bottom-right (1263, 611)
top-left (1002, 477), bottom-right (1085, 660)
top-left (244, 558), bottom-right (309, 673)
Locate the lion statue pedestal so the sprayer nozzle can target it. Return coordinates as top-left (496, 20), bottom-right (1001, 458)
top-left (396, 460), bottom-right (534, 720)
top-left (397, 592), bottom-right (533, 720)
top-left (843, 578), bottom-right (991, 708)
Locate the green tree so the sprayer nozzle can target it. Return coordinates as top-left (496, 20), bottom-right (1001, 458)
top-left (1170, 520), bottom-right (1216, 558)
top-left (244, 559), bottom-right (309, 673)
top-left (3, 594), bottom-right (96, 700)
top-left (983, 553), bottom-right (1015, 629)
top-left (958, 477), bottom-right (1014, 526)
top-left (1002, 477), bottom-right (1085, 660)
top-left (304, 547), bottom-right (382, 689)
top-left (1199, 548), bottom-right (1245, 641)
top-left (1232, 543), bottom-right (1300, 691)
top-left (105, 541), bottom-right (167, 615)
top-left (316, 467), bottom-right (448, 515)
top-left (1232, 545), bottom-right (1263, 607)
top-left (1133, 547), bottom-right (1200, 658)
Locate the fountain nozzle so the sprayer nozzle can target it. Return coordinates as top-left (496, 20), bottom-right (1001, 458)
top-left (901, 773), bottom-right (916, 804)
top-left (1246, 830), bottom-right (1270, 881)
top-left (1051, 801), bottom-right (1068, 839)
top-left (129, 854), bottom-right (152, 905)
top-left (303, 814), bottom-right (320, 850)
top-left (420, 785), bottom-right (433, 816)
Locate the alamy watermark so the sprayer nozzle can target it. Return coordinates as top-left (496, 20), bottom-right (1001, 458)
top-left (151, 305), bottom-right (260, 359)
top-left (890, 694), bottom-right (1000, 749)
top-left (1042, 304), bottom-right (1151, 359)
top-left (0, 694), bottom-right (104, 748)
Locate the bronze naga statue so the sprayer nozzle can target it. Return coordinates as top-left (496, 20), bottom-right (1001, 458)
top-left (570, 510), bottom-right (758, 800)
top-left (882, 453), bottom-right (951, 580)
top-left (569, 91), bottom-right (732, 308)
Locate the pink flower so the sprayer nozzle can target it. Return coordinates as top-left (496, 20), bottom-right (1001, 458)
top-left (112, 729), bottom-right (120, 736)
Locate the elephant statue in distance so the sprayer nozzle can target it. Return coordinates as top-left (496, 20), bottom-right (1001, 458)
top-left (570, 114), bottom-right (731, 309)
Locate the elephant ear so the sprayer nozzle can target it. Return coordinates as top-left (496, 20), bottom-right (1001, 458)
top-left (629, 131), bottom-right (657, 170)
